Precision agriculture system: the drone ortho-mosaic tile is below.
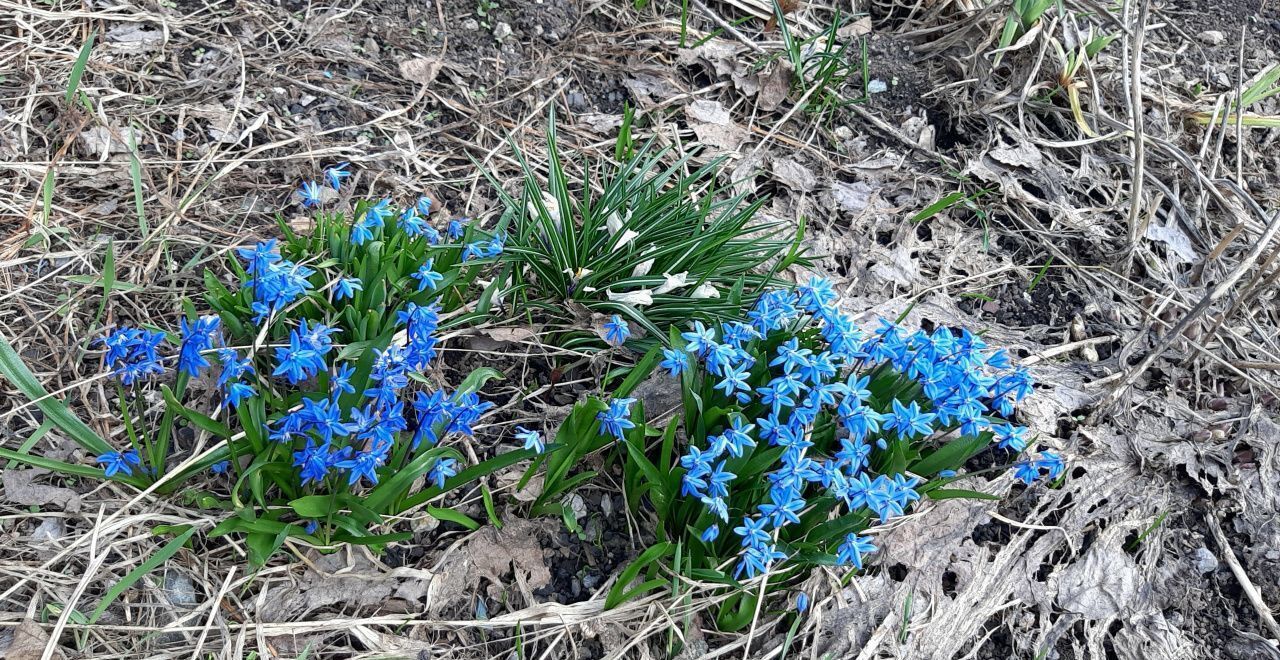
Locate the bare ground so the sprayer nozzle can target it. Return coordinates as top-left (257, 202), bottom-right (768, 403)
top-left (2, 0), bottom-right (1280, 658)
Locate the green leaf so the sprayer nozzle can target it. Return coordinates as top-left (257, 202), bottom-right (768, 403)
top-left (427, 506), bottom-right (481, 530)
top-left (66, 30), bottom-right (96, 105)
top-left (288, 495), bottom-right (337, 518)
top-left (89, 526), bottom-right (196, 623)
top-left (910, 433), bottom-right (992, 476)
top-left (926, 488), bottom-right (1000, 501)
top-left (161, 385), bottom-right (230, 438)
top-left (0, 333), bottom-right (112, 455)
top-left (605, 542), bottom-right (672, 609)
top-left (0, 447), bottom-right (104, 478)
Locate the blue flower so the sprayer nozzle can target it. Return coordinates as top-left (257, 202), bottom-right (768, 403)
top-left (412, 259), bottom-right (444, 292)
top-left (323, 162), bottom-right (350, 190)
top-left (415, 196), bottom-right (433, 216)
top-left (700, 524), bottom-right (720, 543)
top-left (273, 328), bottom-right (325, 385)
top-left (226, 381), bottom-right (256, 407)
top-left (447, 218), bottom-right (468, 240)
top-left (335, 439), bottom-right (392, 487)
top-left (836, 533), bottom-right (876, 570)
top-left (351, 218), bottom-right (374, 245)
top-left (596, 397), bottom-right (637, 440)
top-left (178, 315), bottom-right (221, 377)
top-left (736, 543), bottom-right (786, 579)
top-left (602, 314), bottom-right (630, 346)
top-left (211, 460), bottom-right (230, 474)
top-left (236, 239), bottom-right (281, 276)
top-left (293, 439), bottom-right (333, 486)
top-left (1012, 457), bottom-right (1040, 484)
top-left (884, 399), bottom-right (936, 440)
top-left (98, 327), bottom-right (167, 385)
top-left (681, 321), bottom-right (717, 357)
top-left (722, 416), bottom-right (757, 458)
top-left (733, 516), bottom-right (770, 549)
top-left (298, 180), bottom-right (323, 208)
top-left (334, 276), bottom-right (363, 301)
top-left (412, 390), bottom-right (449, 448)
top-left (992, 422), bottom-right (1029, 453)
top-left (514, 426), bottom-right (545, 454)
top-left (427, 457), bottom-right (458, 489)
top-left (714, 362), bottom-right (752, 404)
top-left (796, 592), bottom-right (810, 613)
top-left (1037, 450), bottom-right (1065, 480)
top-left (659, 348), bottom-right (689, 377)
top-left (97, 449), bottom-right (142, 478)
top-left (330, 363), bottom-right (356, 397)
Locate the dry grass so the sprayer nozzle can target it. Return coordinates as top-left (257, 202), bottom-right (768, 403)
top-left (3, 0), bottom-right (1280, 658)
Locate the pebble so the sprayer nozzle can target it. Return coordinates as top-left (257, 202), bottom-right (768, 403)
top-left (867, 79), bottom-right (889, 94)
top-left (163, 570), bottom-right (198, 607)
top-left (1197, 30), bottom-right (1225, 46)
top-left (1194, 547), bottom-right (1219, 574)
top-left (462, 18), bottom-right (479, 31)
top-left (834, 125), bottom-right (853, 140)
top-left (493, 22), bottom-right (512, 41)
top-left (32, 517), bottom-right (64, 542)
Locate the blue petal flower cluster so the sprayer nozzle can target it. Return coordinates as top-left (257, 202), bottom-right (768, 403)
top-left (665, 277), bottom-right (1043, 580)
top-left (98, 327), bottom-right (167, 385)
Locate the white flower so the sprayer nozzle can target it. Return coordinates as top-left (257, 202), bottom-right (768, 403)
top-left (631, 245), bottom-right (657, 277)
top-left (606, 289), bottom-right (654, 306)
top-left (615, 229), bottom-right (640, 249)
top-left (529, 191), bottom-right (561, 229)
top-left (563, 266), bottom-right (593, 279)
top-left (604, 208), bottom-right (631, 236)
top-left (691, 283), bottom-right (720, 299)
top-left (653, 272), bottom-right (689, 295)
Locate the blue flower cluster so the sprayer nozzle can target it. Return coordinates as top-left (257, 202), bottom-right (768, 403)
top-left (236, 239), bottom-right (315, 324)
top-left (99, 327), bottom-right (166, 385)
top-left (666, 278), bottom-right (1046, 580)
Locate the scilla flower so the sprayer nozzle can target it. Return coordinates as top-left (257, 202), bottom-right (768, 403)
top-left (323, 162), bottom-right (350, 189)
top-left (333, 276), bottom-right (362, 301)
top-left (427, 457), bottom-right (458, 489)
top-left (602, 314), bottom-right (630, 346)
top-left (298, 180), bottom-right (323, 208)
top-left (514, 426), bottom-right (545, 454)
top-left (412, 259), bottom-right (444, 292)
top-left (97, 449), bottom-right (142, 478)
top-left (596, 397), bottom-right (637, 440)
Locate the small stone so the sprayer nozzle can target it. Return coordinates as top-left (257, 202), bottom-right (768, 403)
top-left (1197, 30), bottom-right (1225, 45)
top-left (493, 22), bottom-right (512, 41)
top-left (566, 91), bottom-right (588, 111)
top-left (31, 518), bottom-right (64, 542)
top-left (163, 570), bottom-right (198, 607)
top-left (834, 125), bottom-right (853, 140)
top-left (867, 79), bottom-right (889, 94)
top-left (462, 18), bottom-right (480, 31)
top-left (600, 494), bottom-right (614, 517)
top-left (1194, 547), bottom-right (1218, 574)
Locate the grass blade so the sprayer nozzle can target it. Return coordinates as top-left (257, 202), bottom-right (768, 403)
top-left (0, 333), bottom-right (112, 455)
top-left (88, 526), bottom-right (196, 624)
top-left (66, 30), bottom-right (97, 106)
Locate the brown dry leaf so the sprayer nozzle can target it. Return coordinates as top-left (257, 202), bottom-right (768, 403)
top-left (757, 61), bottom-right (792, 111)
top-left (481, 326), bottom-right (539, 344)
top-left (2, 470), bottom-right (82, 512)
top-left (4, 618), bottom-right (54, 660)
top-left (399, 57), bottom-right (443, 86)
top-left (472, 518), bottom-right (552, 590)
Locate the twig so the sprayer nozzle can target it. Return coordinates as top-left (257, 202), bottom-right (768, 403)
top-left (1090, 207), bottom-right (1280, 421)
top-left (1205, 510), bottom-right (1280, 640)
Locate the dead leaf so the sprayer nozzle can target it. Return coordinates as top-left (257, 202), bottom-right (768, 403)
top-left (1057, 546), bottom-right (1141, 618)
top-left (772, 158), bottom-right (816, 192)
top-left (623, 73), bottom-right (679, 107)
top-left (472, 518), bottom-right (552, 590)
top-left (4, 618), bottom-right (53, 660)
top-left (3, 469), bottom-right (82, 512)
top-left (399, 57), bottom-right (442, 86)
top-left (1145, 221), bottom-right (1198, 263)
top-left (832, 181), bottom-right (878, 214)
top-left (757, 62), bottom-right (792, 111)
top-left (481, 326), bottom-right (538, 344)
top-left (686, 100), bottom-right (748, 152)
top-left (989, 141), bottom-right (1043, 169)
top-left (578, 113), bottom-right (624, 134)
top-left (105, 23), bottom-right (163, 53)
top-left (686, 99), bottom-right (732, 125)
